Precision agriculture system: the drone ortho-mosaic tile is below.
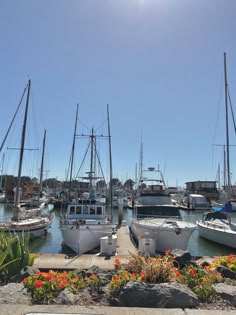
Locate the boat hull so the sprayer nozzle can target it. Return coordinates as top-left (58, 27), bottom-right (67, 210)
top-left (197, 220), bottom-right (236, 249)
top-left (130, 218), bottom-right (197, 253)
top-left (0, 212), bottom-right (54, 239)
top-left (60, 221), bottom-right (114, 255)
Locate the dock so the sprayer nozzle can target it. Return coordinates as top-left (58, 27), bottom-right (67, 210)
top-left (33, 224), bottom-right (137, 270)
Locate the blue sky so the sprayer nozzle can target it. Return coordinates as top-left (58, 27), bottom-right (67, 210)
top-left (1, 0), bottom-right (236, 188)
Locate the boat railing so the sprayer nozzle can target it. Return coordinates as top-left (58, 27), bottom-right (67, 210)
top-left (137, 214), bottom-right (182, 220)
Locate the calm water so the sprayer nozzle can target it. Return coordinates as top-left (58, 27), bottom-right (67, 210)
top-left (1, 203), bottom-right (236, 257)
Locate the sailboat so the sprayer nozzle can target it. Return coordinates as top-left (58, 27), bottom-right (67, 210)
top-left (0, 80), bottom-right (54, 238)
top-left (59, 104), bottom-right (115, 255)
top-left (196, 53), bottom-right (236, 249)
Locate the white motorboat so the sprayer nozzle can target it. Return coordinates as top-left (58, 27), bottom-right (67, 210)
top-left (130, 165), bottom-right (197, 253)
top-left (59, 104), bottom-right (115, 255)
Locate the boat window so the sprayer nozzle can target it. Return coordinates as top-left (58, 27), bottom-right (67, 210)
top-left (69, 206), bottom-right (75, 214)
top-left (76, 206), bottom-right (81, 214)
top-left (90, 207), bottom-right (95, 215)
top-left (83, 206), bottom-right (89, 214)
top-left (97, 207), bottom-right (102, 215)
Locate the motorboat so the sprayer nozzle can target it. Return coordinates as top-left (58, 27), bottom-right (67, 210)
top-left (130, 165), bottom-right (197, 253)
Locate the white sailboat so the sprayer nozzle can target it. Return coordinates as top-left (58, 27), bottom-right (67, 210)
top-left (0, 80), bottom-right (54, 238)
top-left (59, 104), bottom-right (115, 255)
top-left (196, 52), bottom-right (236, 248)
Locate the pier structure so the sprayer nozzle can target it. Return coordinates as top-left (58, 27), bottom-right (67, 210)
top-left (33, 224), bottom-right (137, 270)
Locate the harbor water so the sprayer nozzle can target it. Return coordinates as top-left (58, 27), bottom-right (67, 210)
top-left (1, 203), bottom-right (236, 257)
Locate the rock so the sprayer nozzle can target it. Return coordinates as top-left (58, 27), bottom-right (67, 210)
top-left (118, 281), bottom-right (199, 308)
top-left (213, 283), bottom-right (236, 306)
top-left (0, 283), bottom-right (31, 304)
top-left (54, 287), bottom-right (80, 305)
top-left (216, 266), bottom-right (236, 280)
top-left (171, 249), bottom-right (192, 267)
top-left (9, 266), bottom-right (39, 283)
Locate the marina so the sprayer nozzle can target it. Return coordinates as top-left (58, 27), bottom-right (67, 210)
top-left (1, 203), bottom-right (236, 258)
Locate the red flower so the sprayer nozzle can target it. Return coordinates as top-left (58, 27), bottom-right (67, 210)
top-left (189, 269), bottom-right (196, 275)
top-left (46, 274), bottom-right (52, 281)
top-left (21, 278), bottom-right (28, 284)
top-left (34, 280), bottom-right (43, 288)
top-left (175, 270), bottom-right (181, 277)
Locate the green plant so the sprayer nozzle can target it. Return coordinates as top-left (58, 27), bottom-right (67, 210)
top-left (125, 250), bottom-right (177, 283)
top-left (211, 254), bottom-right (236, 271)
top-left (0, 232), bottom-right (34, 283)
top-left (110, 252), bottom-right (224, 302)
top-left (175, 265), bottom-right (223, 301)
top-left (22, 270), bottom-right (86, 303)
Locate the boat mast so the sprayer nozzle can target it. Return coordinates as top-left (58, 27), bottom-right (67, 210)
top-left (68, 104), bottom-right (79, 200)
top-left (39, 129), bottom-right (46, 196)
top-left (224, 52), bottom-right (231, 197)
top-left (13, 79), bottom-right (31, 216)
top-left (89, 127), bottom-right (95, 192)
top-left (107, 104), bottom-right (113, 215)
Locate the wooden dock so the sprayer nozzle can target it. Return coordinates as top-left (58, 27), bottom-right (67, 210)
top-left (33, 224), bottom-right (137, 270)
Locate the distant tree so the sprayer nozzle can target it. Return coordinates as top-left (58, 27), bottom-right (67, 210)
top-left (110, 178), bottom-right (122, 188)
top-left (96, 180), bottom-right (106, 189)
top-left (124, 179), bottom-right (134, 189)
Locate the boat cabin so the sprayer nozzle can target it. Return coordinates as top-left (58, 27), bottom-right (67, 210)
top-left (66, 200), bottom-right (106, 220)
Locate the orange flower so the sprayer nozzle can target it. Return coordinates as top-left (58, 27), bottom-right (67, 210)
top-left (131, 273), bottom-right (136, 279)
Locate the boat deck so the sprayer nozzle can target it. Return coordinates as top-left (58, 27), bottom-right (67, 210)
top-left (33, 223), bottom-right (137, 270)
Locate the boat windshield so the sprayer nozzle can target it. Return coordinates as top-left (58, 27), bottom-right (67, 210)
top-left (136, 205), bottom-right (181, 219)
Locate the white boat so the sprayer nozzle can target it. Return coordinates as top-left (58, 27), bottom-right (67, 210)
top-left (130, 164), bottom-right (197, 253)
top-left (182, 193), bottom-right (209, 210)
top-left (59, 104), bottom-right (115, 255)
top-left (196, 202), bottom-right (236, 248)
top-left (0, 80), bottom-right (54, 238)
top-left (197, 53), bottom-right (236, 247)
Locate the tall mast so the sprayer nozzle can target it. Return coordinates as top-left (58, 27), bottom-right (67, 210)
top-left (107, 104), bottom-right (113, 215)
top-left (68, 104), bottom-right (79, 200)
top-left (14, 80), bottom-right (31, 213)
top-left (39, 129), bottom-right (46, 195)
top-left (89, 127), bottom-right (95, 191)
top-left (224, 52), bottom-right (231, 196)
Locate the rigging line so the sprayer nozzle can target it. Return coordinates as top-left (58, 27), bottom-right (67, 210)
top-left (94, 140), bottom-right (105, 182)
top-left (227, 86), bottom-right (236, 135)
top-left (75, 140), bottom-right (91, 179)
top-left (0, 84), bottom-right (28, 154)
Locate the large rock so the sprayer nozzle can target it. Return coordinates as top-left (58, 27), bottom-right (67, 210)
top-left (213, 283), bottom-right (236, 306)
top-left (118, 281), bottom-right (199, 308)
top-left (0, 283), bottom-right (31, 304)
